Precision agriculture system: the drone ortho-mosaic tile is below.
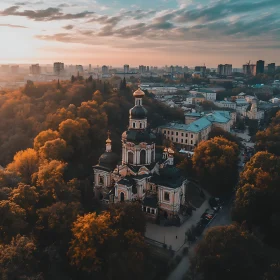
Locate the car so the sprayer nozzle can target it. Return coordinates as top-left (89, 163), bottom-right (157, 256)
top-left (209, 198), bottom-right (222, 211)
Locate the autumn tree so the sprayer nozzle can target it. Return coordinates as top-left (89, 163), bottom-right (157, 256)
top-left (9, 183), bottom-right (39, 220)
top-left (33, 129), bottom-right (60, 151)
top-left (232, 152), bottom-right (280, 248)
top-left (7, 148), bottom-right (39, 184)
top-left (68, 212), bottom-right (117, 272)
top-left (256, 111), bottom-right (280, 156)
top-left (108, 202), bottom-right (146, 235)
top-left (0, 235), bottom-right (42, 280)
top-left (36, 201), bottom-right (82, 247)
top-left (39, 138), bottom-right (72, 161)
top-left (208, 126), bottom-right (241, 147)
top-left (0, 200), bottom-right (26, 243)
top-left (188, 224), bottom-right (267, 280)
top-left (192, 137), bottom-right (239, 195)
top-left (0, 169), bottom-right (20, 189)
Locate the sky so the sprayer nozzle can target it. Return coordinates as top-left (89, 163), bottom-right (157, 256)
top-left (0, 0), bottom-right (279, 67)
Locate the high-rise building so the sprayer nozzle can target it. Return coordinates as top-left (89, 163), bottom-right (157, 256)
top-left (89, 64), bottom-right (92, 72)
top-left (256, 60), bottom-right (265, 74)
top-left (124, 64), bottom-right (129, 73)
top-left (217, 64), bottom-right (232, 76)
top-left (243, 64), bottom-right (256, 76)
top-left (195, 66), bottom-right (207, 77)
top-left (11, 65), bottom-right (19, 74)
top-left (268, 63), bottom-right (276, 73)
top-left (139, 65), bottom-right (146, 73)
top-left (76, 65), bottom-right (84, 73)
top-left (102, 65), bottom-right (109, 74)
top-left (147, 66), bottom-right (150, 72)
top-left (53, 62), bottom-right (64, 75)
top-left (30, 64), bottom-right (41, 75)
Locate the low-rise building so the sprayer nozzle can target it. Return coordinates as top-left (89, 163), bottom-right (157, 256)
top-left (190, 88), bottom-right (217, 101)
top-left (159, 111), bottom-right (232, 151)
top-left (215, 100), bottom-right (236, 110)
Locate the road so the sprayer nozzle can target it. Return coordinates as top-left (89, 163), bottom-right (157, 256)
top-left (167, 199), bottom-right (233, 280)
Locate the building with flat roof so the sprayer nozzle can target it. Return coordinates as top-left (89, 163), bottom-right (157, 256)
top-left (217, 64), bottom-right (232, 76)
top-left (30, 64), bottom-right (41, 75)
top-left (256, 60), bottom-right (265, 74)
top-left (53, 62), bottom-right (64, 75)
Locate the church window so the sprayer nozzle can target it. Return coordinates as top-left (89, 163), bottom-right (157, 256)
top-left (164, 192), bottom-right (170, 201)
top-left (171, 131), bottom-right (174, 135)
top-left (140, 150), bottom-right (146, 164)
top-left (181, 133), bottom-right (184, 136)
top-left (171, 137), bottom-right (173, 141)
top-left (185, 139), bottom-right (188, 143)
top-left (151, 150), bottom-right (154, 162)
top-left (133, 122), bottom-right (136, 128)
top-left (191, 134), bottom-right (193, 138)
top-left (164, 130), bottom-right (166, 134)
top-left (176, 138), bottom-right (178, 142)
top-left (147, 208), bottom-right (150, 213)
top-left (143, 206), bottom-right (146, 212)
top-left (140, 123), bottom-right (142, 129)
top-left (168, 131), bottom-right (170, 135)
top-left (151, 209), bottom-right (155, 214)
top-left (181, 139), bottom-right (183, 143)
top-left (191, 140), bottom-right (193, 145)
top-left (99, 175), bottom-right (104, 185)
top-left (128, 151), bottom-right (134, 164)
top-left (176, 132), bottom-right (178, 136)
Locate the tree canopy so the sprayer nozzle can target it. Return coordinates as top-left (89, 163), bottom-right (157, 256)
top-left (192, 137), bottom-right (239, 195)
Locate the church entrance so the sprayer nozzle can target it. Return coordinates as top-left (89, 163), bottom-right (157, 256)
top-left (120, 192), bottom-right (125, 202)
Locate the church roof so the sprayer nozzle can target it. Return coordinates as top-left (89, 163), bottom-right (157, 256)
top-left (143, 195), bottom-right (158, 208)
top-left (123, 129), bottom-right (156, 144)
top-left (130, 105), bottom-right (148, 119)
top-left (98, 151), bottom-right (119, 171)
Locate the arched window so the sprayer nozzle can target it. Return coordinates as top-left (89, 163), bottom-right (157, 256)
top-left (140, 150), bottom-right (146, 165)
top-left (151, 150), bottom-right (154, 162)
top-left (140, 123), bottom-right (142, 129)
top-left (133, 122), bottom-right (136, 128)
top-left (128, 151), bottom-right (134, 164)
top-left (120, 192), bottom-right (125, 202)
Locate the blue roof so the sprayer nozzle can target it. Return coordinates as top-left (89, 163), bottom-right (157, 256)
top-left (161, 111), bottom-right (231, 133)
top-left (161, 117), bottom-right (212, 133)
top-left (205, 112), bottom-right (230, 124)
top-left (184, 112), bottom-right (202, 117)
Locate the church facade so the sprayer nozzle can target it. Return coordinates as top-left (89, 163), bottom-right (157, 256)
top-left (93, 88), bottom-right (188, 219)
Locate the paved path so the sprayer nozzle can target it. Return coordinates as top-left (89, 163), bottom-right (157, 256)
top-left (166, 199), bottom-right (233, 280)
top-left (145, 199), bottom-right (210, 251)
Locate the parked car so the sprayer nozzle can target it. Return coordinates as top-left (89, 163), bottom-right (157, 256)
top-left (209, 198), bottom-right (222, 211)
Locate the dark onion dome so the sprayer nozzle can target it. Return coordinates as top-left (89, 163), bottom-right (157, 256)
top-left (122, 129), bottom-right (156, 144)
top-left (130, 105), bottom-right (148, 119)
top-left (133, 88), bottom-right (145, 98)
top-left (98, 151), bottom-right (119, 170)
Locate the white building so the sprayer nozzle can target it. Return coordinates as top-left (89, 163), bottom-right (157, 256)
top-left (93, 89), bottom-right (188, 220)
top-left (215, 100), bottom-right (236, 110)
top-left (190, 88), bottom-right (217, 101)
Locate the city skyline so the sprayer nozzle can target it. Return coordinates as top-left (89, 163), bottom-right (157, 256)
top-left (0, 0), bottom-right (279, 66)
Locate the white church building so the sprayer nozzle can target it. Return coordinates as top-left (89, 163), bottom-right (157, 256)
top-left (93, 88), bottom-right (189, 220)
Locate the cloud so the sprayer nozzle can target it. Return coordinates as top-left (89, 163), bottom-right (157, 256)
top-left (63, 24), bottom-right (74, 30)
top-left (0, 23), bottom-right (27, 28)
top-left (0, 5), bottom-right (94, 21)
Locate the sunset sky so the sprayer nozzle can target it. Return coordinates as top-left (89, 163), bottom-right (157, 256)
top-left (0, 0), bottom-right (279, 67)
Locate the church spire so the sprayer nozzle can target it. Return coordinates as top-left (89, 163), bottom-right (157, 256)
top-left (106, 130), bottom-right (112, 152)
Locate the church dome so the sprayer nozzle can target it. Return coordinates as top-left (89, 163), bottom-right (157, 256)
top-left (130, 105), bottom-right (148, 119)
top-left (133, 88), bottom-right (145, 98)
top-left (99, 151), bottom-right (119, 170)
top-left (122, 130), bottom-right (156, 144)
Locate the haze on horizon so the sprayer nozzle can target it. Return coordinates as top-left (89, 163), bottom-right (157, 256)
top-left (0, 0), bottom-right (279, 67)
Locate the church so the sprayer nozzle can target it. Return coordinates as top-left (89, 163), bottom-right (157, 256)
top-left (93, 88), bottom-right (188, 220)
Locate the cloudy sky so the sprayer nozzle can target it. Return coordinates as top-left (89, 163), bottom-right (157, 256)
top-left (0, 0), bottom-right (279, 67)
